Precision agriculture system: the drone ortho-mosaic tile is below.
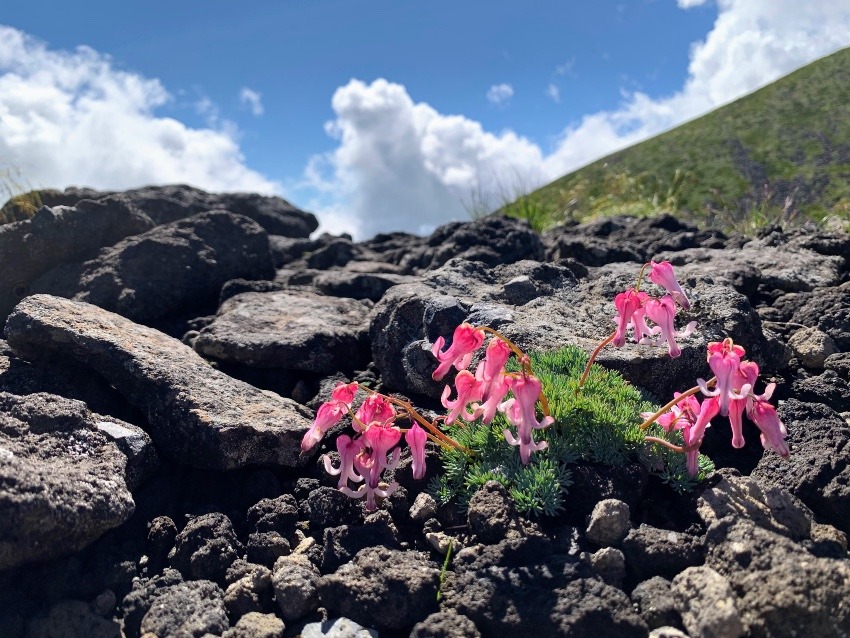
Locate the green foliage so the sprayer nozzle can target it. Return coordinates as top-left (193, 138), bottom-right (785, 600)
top-left (430, 345), bottom-right (714, 517)
top-left (504, 47), bottom-right (850, 235)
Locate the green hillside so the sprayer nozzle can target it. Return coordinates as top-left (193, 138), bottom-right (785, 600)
top-left (515, 47), bottom-right (850, 233)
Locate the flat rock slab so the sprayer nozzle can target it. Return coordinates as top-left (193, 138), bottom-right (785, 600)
top-left (4, 295), bottom-right (315, 470)
top-left (0, 392), bottom-right (135, 570)
top-left (194, 291), bottom-right (372, 373)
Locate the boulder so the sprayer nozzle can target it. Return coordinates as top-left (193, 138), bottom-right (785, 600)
top-left (4, 295), bottom-right (315, 470)
top-left (0, 392), bottom-right (135, 570)
top-left (0, 200), bottom-right (154, 321)
top-left (30, 210), bottom-right (275, 324)
top-left (751, 400), bottom-right (850, 534)
top-left (34, 184), bottom-right (319, 237)
top-left (193, 290), bottom-right (372, 373)
top-left (705, 517), bottom-right (850, 636)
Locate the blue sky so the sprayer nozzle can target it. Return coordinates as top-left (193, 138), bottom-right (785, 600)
top-left (1, 1), bottom-right (849, 237)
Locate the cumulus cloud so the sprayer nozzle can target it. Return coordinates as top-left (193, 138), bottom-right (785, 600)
top-left (308, 0), bottom-right (850, 239)
top-left (0, 25), bottom-right (279, 195)
top-left (239, 87), bottom-right (264, 116)
top-left (486, 83), bottom-right (514, 105)
top-left (678, 0), bottom-right (710, 7)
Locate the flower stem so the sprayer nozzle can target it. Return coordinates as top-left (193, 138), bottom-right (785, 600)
top-left (577, 331), bottom-right (616, 392)
top-left (635, 262), bottom-right (650, 292)
top-left (638, 377), bottom-right (717, 431)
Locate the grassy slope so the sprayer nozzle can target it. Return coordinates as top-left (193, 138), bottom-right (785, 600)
top-left (525, 47), bottom-right (850, 228)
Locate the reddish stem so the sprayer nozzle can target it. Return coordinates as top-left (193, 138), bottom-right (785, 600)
top-left (577, 331), bottom-right (616, 392)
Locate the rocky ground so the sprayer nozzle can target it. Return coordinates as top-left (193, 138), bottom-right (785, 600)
top-left (1, 185), bottom-right (849, 638)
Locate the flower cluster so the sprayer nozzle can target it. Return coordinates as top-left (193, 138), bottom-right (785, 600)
top-left (612, 260), bottom-right (697, 357)
top-left (643, 338), bottom-right (788, 476)
top-left (433, 323), bottom-right (554, 464)
top-left (301, 382), bottom-right (428, 511)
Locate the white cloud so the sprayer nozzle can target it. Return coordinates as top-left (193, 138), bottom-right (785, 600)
top-left (239, 87), bottom-right (264, 116)
top-left (486, 83), bottom-right (514, 105)
top-left (546, 83), bottom-right (561, 104)
top-left (678, 0), bottom-right (710, 7)
top-left (0, 25), bottom-right (279, 195)
top-left (306, 0), bottom-right (850, 239)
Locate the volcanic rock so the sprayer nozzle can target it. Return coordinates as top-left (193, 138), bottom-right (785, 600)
top-left (4, 295), bottom-right (315, 470)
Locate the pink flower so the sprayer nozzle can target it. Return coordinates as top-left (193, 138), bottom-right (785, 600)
top-left (322, 434), bottom-right (364, 488)
top-left (700, 339), bottom-right (748, 416)
top-left (643, 295), bottom-right (696, 358)
top-left (648, 261), bottom-right (691, 309)
top-left (474, 374), bottom-right (511, 424)
top-left (405, 423), bottom-right (428, 480)
top-left (342, 422), bottom-right (403, 511)
top-left (727, 360), bottom-right (759, 448)
top-left (747, 399), bottom-right (789, 458)
top-left (473, 338), bottom-right (512, 423)
top-left (500, 375), bottom-right (554, 464)
top-left (432, 323), bottom-right (485, 381)
top-left (331, 381), bottom-right (359, 404)
top-left (648, 393), bottom-right (719, 476)
top-left (302, 383), bottom-right (359, 452)
top-left (441, 370), bottom-right (484, 425)
top-left (613, 289), bottom-right (645, 347)
top-left (354, 394), bottom-right (396, 432)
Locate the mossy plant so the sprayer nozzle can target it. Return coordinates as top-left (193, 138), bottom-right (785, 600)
top-left (429, 345), bottom-right (715, 517)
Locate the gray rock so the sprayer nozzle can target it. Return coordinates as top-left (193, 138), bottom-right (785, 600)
top-left (585, 499), bottom-right (632, 547)
top-left (775, 281), bottom-right (850, 350)
top-left (792, 369), bottom-right (850, 414)
top-left (467, 481), bottom-right (524, 544)
top-left (621, 525), bottom-right (704, 582)
top-left (370, 257), bottom-right (782, 402)
top-left (631, 577), bottom-right (682, 630)
top-left (169, 513), bottom-right (244, 585)
top-left (246, 532), bottom-right (290, 567)
top-left (34, 183), bottom-right (318, 237)
top-left (671, 566), bottom-right (744, 638)
top-left (0, 199), bottom-right (154, 321)
top-left (697, 471), bottom-right (812, 540)
top-left (95, 419), bottom-right (159, 490)
top-left (443, 537), bottom-right (647, 637)
top-left (410, 610), bottom-right (482, 638)
top-left (247, 495), bottom-right (299, 536)
top-left (705, 517), bottom-right (850, 637)
top-left (193, 291), bottom-right (371, 373)
top-left (119, 567), bottom-right (184, 638)
top-left (590, 547), bottom-right (626, 589)
top-left (648, 628), bottom-right (691, 638)
top-left (319, 547), bottom-right (440, 632)
top-left (0, 392), bottom-right (134, 570)
top-left (300, 618), bottom-right (378, 638)
top-left (221, 612), bottom-right (284, 638)
top-left (662, 242), bottom-right (844, 295)
top-left (825, 352), bottom-right (850, 378)
top-left (30, 210), bottom-right (275, 324)
top-left (402, 215), bottom-right (545, 273)
top-left (146, 516), bottom-right (178, 573)
top-left (0, 338), bottom-right (139, 423)
top-left (272, 554), bottom-right (321, 622)
top-left (751, 400), bottom-right (850, 534)
top-left (224, 566), bottom-right (273, 619)
top-left (788, 327), bottom-right (839, 368)
top-left (139, 580), bottom-right (228, 638)
top-left (4, 295), bottom-right (315, 470)
top-left (409, 492), bottom-right (438, 523)
top-left (321, 517), bottom-right (400, 574)
top-left (25, 599), bottom-right (121, 638)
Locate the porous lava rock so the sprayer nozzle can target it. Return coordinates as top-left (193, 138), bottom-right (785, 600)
top-left (4, 295), bottom-right (314, 470)
top-left (30, 210), bottom-right (275, 324)
top-left (0, 392), bottom-right (135, 570)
